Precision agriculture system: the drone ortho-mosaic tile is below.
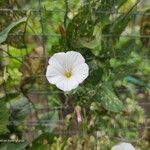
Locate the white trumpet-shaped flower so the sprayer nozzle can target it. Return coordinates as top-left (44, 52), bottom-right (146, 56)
top-left (46, 51), bottom-right (89, 92)
top-left (111, 142), bottom-right (135, 150)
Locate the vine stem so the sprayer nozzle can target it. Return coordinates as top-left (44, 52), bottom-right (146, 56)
top-left (64, 92), bottom-right (69, 107)
top-left (64, 0), bottom-right (69, 28)
top-left (21, 91), bottom-right (45, 134)
top-left (1, 48), bottom-right (30, 70)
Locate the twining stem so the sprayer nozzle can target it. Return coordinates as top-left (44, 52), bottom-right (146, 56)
top-left (64, 0), bottom-right (69, 28)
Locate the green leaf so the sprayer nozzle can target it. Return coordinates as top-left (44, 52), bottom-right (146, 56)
top-left (38, 110), bottom-right (59, 133)
top-left (0, 100), bottom-right (9, 134)
top-left (93, 0), bottom-right (128, 25)
top-left (115, 39), bottom-right (136, 60)
top-left (0, 92), bottom-right (20, 101)
top-left (97, 83), bottom-right (124, 113)
top-left (101, 2), bottom-right (137, 51)
top-left (66, 7), bottom-right (94, 49)
top-left (111, 14), bottom-right (131, 38)
top-left (0, 0), bottom-right (5, 5)
top-left (110, 58), bottom-right (121, 68)
top-left (88, 68), bottom-right (103, 86)
top-left (111, 2), bottom-right (138, 39)
top-left (79, 37), bottom-right (99, 49)
top-left (0, 17), bottom-right (27, 44)
top-left (0, 142), bottom-right (29, 150)
top-left (116, 0), bottom-right (128, 9)
top-left (95, 0), bottom-right (115, 25)
top-left (31, 133), bottom-right (55, 150)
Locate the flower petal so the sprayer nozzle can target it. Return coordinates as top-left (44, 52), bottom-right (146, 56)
top-left (46, 65), bottom-right (64, 84)
top-left (46, 51), bottom-right (89, 91)
top-left (111, 143), bottom-right (135, 150)
top-left (72, 63), bottom-right (89, 84)
top-left (66, 51), bottom-right (85, 69)
top-left (56, 77), bottom-right (79, 92)
top-left (48, 52), bottom-right (66, 73)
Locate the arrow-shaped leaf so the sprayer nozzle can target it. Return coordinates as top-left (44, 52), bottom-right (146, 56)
top-left (0, 17), bottom-right (27, 44)
top-left (97, 82), bottom-right (124, 113)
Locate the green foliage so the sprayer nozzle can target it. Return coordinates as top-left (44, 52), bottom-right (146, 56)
top-left (36, 94), bottom-right (145, 149)
top-left (0, 17), bottom-right (27, 44)
top-left (97, 83), bottom-right (124, 113)
top-left (0, 0), bottom-right (149, 149)
top-left (101, 4), bottom-right (137, 52)
top-left (0, 100), bottom-right (9, 134)
top-left (66, 7), bottom-right (95, 49)
top-left (0, 142), bottom-right (29, 150)
top-left (88, 68), bottom-right (103, 86)
top-left (0, 92), bottom-right (20, 101)
top-left (115, 38), bottom-right (136, 60)
top-left (0, 0), bottom-right (4, 5)
top-left (31, 133), bottom-right (55, 150)
top-left (116, 0), bottom-right (129, 8)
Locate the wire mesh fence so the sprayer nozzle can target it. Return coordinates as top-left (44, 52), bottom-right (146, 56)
top-left (0, 0), bottom-right (150, 149)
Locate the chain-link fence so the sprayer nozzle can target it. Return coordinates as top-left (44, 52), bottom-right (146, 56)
top-left (0, 0), bottom-right (150, 149)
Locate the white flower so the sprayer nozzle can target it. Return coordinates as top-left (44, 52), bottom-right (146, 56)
top-left (46, 51), bottom-right (89, 92)
top-left (111, 142), bottom-right (135, 150)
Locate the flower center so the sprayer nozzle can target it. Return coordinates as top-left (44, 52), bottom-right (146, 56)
top-left (64, 71), bottom-right (72, 78)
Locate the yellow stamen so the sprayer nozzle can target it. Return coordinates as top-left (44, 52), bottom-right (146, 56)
top-left (64, 71), bottom-right (72, 78)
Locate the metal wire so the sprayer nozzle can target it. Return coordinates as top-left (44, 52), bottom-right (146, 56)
top-left (0, 8), bottom-right (150, 16)
top-left (1, 33), bottom-right (150, 38)
top-left (0, 0), bottom-right (150, 146)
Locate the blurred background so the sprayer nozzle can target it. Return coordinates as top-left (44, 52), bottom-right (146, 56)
top-left (0, 0), bottom-right (150, 149)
